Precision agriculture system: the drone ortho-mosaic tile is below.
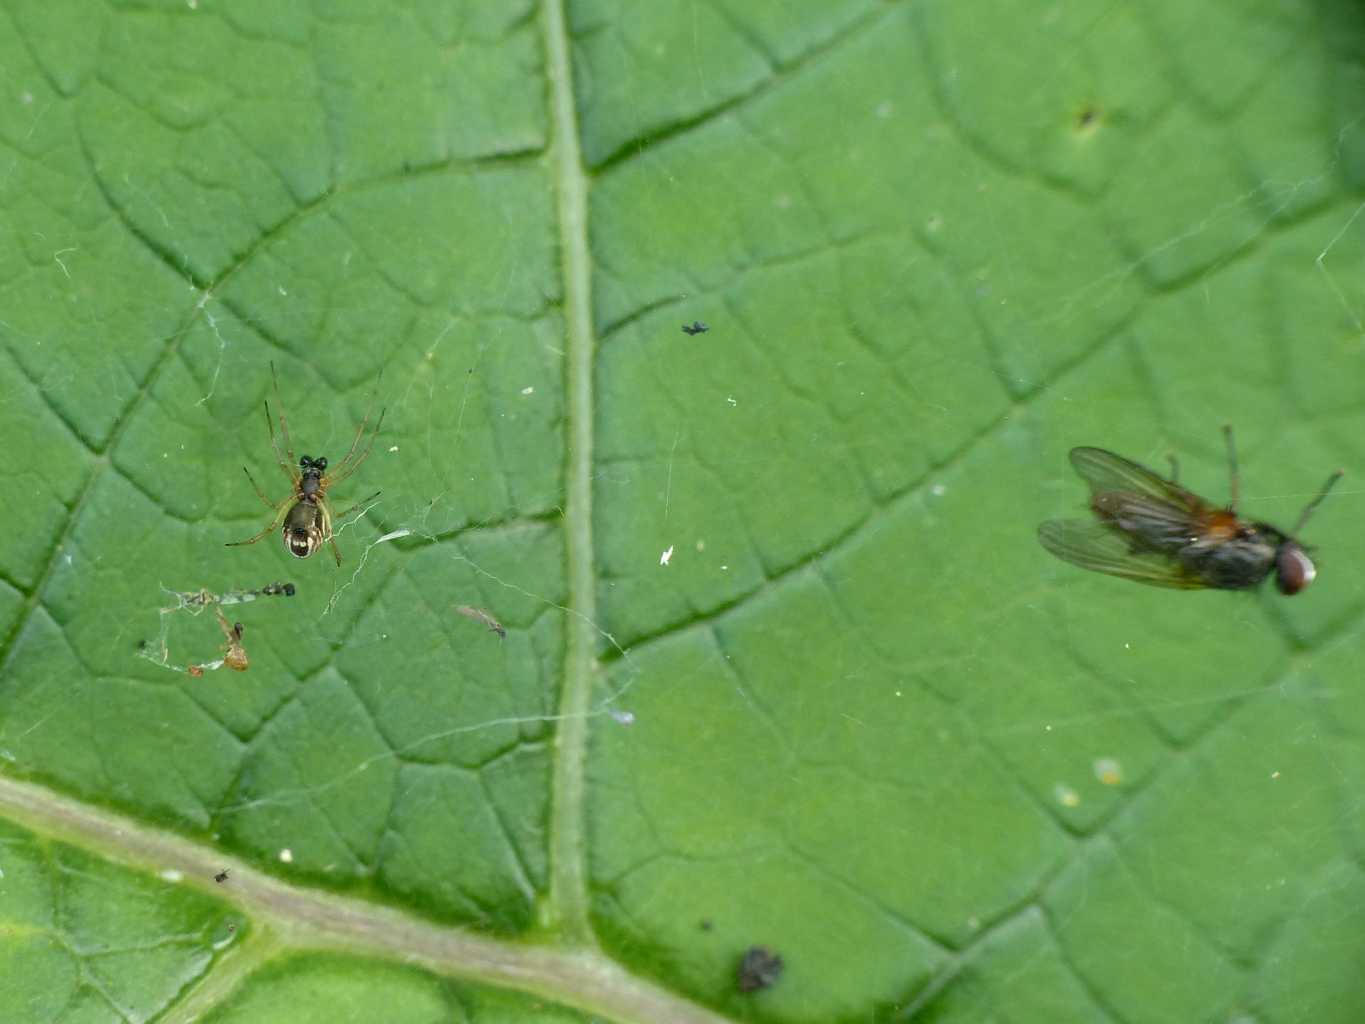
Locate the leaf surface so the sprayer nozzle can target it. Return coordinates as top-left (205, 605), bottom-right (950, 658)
top-left (2, 1), bottom-right (1365, 1022)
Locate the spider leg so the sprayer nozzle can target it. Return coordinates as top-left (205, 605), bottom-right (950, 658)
top-left (331, 374), bottom-right (387, 477)
top-left (326, 406), bottom-right (386, 487)
top-left (264, 400), bottom-right (300, 484)
top-left (331, 403), bottom-right (381, 476)
top-left (269, 361), bottom-right (300, 484)
top-left (241, 466), bottom-right (283, 510)
top-left (226, 501), bottom-right (291, 548)
top-left (331, 490), bottom-right (382, 524)
top-left (325, 490), bottom-right (381, 566)
top-left (328, 369), bottom-right (386, 480)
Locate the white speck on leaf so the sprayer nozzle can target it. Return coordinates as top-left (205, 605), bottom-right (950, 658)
top-left (160, 869), bottom-right (183, 883)
top-left (1054, 783), bottom-right (1080, 808)
top-left (279, 848), bottom-right (293, 864)
top-left (660, 545), bottom-right (673, 566)
top-left (521, 386), bottom-right (534, 395)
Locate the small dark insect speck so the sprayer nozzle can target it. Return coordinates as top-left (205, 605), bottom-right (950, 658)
top-left (737, 945), bottom-right (784, 993)
top-left (214, 869), bottom-right (229, 883)
top-left (682, 321), bottom-right (709, 336)
top-left (699, 919), bottom-right (713, 932)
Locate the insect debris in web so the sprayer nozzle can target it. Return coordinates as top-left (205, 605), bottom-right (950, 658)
top-left (226, 362), bottom-right (385, 566)
top-left (136, 580), bottom-right (296, 677)
top-left (216, 611), bottom-right (248, 672)
top-left (681, 320), bottom-right (709, 336)
top-left (214, 869), bottom-right (229, 884)
top-left (454, 605), bottom-right (506, 640)
top-left (1038, 426), bottom-right (1343, 595)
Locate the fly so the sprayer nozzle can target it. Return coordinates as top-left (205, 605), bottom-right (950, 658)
top-left (1038, 427), bottom-right (1342, 595)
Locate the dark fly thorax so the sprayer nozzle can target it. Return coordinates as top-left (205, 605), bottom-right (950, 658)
top-left (1094, 490), bottom-right (1277, 590)
top-left (1176, 526), bottom-right (1277, 590)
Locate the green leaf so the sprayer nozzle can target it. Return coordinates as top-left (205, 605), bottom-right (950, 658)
top-left (3, 1), bottom-right (1365, 1022)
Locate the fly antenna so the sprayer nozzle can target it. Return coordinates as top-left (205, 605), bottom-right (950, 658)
top-left (1292, 469), bottom-right (1344, 535)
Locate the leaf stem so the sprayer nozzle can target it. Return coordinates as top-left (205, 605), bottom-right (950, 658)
top-left (0, 775), bottom-right (731, 1024)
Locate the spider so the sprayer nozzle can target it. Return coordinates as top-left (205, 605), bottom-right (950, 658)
top-left (227, 363), bottom-right (384, 565)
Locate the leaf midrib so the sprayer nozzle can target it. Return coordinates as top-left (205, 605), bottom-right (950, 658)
top-left (542, 0), bottom-right (597, 949)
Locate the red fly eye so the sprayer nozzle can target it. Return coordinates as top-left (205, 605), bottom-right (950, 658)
top-left (1275, 545), bottom-right (1316, 595)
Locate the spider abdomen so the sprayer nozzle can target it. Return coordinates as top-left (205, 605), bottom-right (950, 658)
top-left (284, 500), bottom-right (326, 558)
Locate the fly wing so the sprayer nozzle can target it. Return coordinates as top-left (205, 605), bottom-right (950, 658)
top-left (1069, 447), bottom-right (1207, 510)
top-left (1068, 446), bottom-right (1216, 551)
top-left (1037, 519), bottom-right (1207, 589)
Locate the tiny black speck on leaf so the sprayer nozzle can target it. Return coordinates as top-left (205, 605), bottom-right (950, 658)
top-left (682, 321), bottom-right (709, 336)
top-left (737, 945), bottom-right (783, 993)
top-left (214, 869), bottom-right (229, 883)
